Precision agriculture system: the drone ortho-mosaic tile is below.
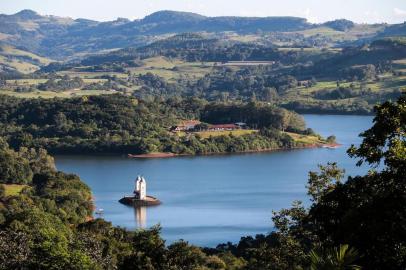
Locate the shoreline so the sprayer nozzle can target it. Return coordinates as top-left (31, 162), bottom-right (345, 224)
top-left (127, 143), bottom-right (342, 159)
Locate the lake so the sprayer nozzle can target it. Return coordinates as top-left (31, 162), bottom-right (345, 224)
top-left (55, 114), bottom-right (373, 247)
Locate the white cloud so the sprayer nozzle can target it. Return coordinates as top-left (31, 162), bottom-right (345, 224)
top-left (394, 7), bottom-right (406, 17)
top-left (298, 8), bottom-right (319, 23)
top-left (363, 10), bottom-right (385, 23)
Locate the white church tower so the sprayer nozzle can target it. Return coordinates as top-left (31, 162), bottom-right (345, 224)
top-left (134, 175), bottom-right (147, 200)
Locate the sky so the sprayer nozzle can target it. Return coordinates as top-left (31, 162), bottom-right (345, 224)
top-left (1, 0), bottom-right (406, 24)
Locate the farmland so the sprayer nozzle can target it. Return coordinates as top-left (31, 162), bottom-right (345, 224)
top-left (0, 29), bottom-right (404, 115)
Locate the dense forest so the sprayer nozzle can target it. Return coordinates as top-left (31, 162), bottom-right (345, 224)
top-left (0, 94), bottom-right (404, 269)
top-left (0, 94), bottom-right (310, 155)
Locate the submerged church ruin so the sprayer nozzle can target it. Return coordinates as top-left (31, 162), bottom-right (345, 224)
top-left (119, 175), bottom-right (161, 206)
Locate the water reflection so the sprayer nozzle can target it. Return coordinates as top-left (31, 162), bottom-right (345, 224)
top-left (55, 115), bottom-right (374, 246)
top-left (134, 206), bottom-right (147, 228)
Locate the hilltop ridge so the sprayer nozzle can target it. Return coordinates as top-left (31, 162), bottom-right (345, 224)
top-left (1, 9), bottom-right (403, 59)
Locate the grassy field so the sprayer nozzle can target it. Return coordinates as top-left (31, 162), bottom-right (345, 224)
top-left (128, 56), bottom-right (215, 82)
top-left (3, 184), bottom-right (28, 196)
top-left (5, 78), bottom-right (48, 86)
top-left (295, 24), bottom-right (385, 42)
top-left (1, 45), bottom-right (52, 65)
top-left (5, 77), bottom-right (108, 89)
top-left (226, 33), bottom-right (262, 43)
top-left (0, 55), bottom-right (41, 73)
top-left (284, 71), bottom-right (406, 103)
top-left (177, 129), bottom-right (326, 146)
top-left (59, 70), bottom-right (128, 79)
top-left (277, 47), bottom-right (323, 52)
top-left (0, 44), bottom-right (53, 73)
top-left (0, 89), bottom-right (117, 99)
top-left (285, 132), bottom-right (325, 145)
top-left (297, 27), bottom-right (343, 38)
top-left (55, 56), bottom-right (214, 83)
top-left (192, 129), bottom-right (258, 139)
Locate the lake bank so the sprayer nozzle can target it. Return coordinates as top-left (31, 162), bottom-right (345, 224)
top-left (127, 143), bottom-right (342, 159)
top-left (55, 115), bottom-right (372, 246)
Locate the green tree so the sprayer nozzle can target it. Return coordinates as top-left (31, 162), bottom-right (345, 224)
top-left (167, 240), bottom-right (206, 269)
top-left (121, 225), bottom-right (168, 269)
top-left (348, 94), bottom-right (405, 173)
top-left (306, 162), bottom-right (345, 203)
top-left (308, 94), bottom-right (406, 269)
top-left (0, 148), bottom-right (33, 184)
top-left (326, 135), bottom-right (336, 144)
top-left (19, 147), bottom-right (56, 175)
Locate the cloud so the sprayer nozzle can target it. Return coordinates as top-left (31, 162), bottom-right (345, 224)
top-left (300, 8), bottom-right (319, 23)
top-left (394, 7), bottom-right (406, 17)
top-left (363, 10), bottom-right (385, 23)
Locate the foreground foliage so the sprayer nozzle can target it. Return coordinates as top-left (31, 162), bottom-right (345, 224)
top-left (0, 94), bottom-right (404, 269)
top-left (209, 94), bottom-right (406, 269)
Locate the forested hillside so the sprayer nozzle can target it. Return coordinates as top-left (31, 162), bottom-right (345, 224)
top-left (0, 94), bottom-right (313, 155)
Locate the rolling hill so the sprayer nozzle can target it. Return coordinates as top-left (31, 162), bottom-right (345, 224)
top-left (0, 44), bottom-right (52, 74)
top-left (1, 10), bottom-right (404, 60)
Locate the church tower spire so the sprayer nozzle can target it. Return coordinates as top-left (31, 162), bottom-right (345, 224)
top-left (134, 175), bottom-right (146, 200)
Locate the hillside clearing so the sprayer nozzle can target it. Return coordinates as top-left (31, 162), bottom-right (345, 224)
top-left (3, 184), bottom-right (28, 196)
top-left (285, 132), bottom-right (325, 145)
top-left (192, 129), bottom-right (258, 139)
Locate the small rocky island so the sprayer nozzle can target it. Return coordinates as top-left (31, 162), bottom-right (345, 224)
top-left (119, 176), bottom-right (161, 207)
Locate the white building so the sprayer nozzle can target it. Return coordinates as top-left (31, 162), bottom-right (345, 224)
top-left (134, 175), bottom-right (147, 200)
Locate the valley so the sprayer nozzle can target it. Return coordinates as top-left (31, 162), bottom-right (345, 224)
top-left (0, 5), bottom-right (405, 270)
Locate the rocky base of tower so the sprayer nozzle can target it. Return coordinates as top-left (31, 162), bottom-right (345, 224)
top-left (119, 195), bottom-right (161, 207)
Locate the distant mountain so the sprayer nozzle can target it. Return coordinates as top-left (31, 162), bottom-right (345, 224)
top-left (0, 9), bottom-right (404, 60)
top-left (0, 10), bottom-right (310, 59)
top-left (376, 22), bottom-right (406, 38)
top-left (78, 33), bottom-right (226, 66)
top-left (142, 10), bottom-right (206, 24)
top-left (12, 9), bottom-right (43, 20)
top-left (0, 10), bottom-right (76, 58)
top-left (139, 10), bottom-right (311, 33)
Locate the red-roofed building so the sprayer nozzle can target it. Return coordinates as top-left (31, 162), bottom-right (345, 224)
top-left (172, 120), bottom-right (201, 131)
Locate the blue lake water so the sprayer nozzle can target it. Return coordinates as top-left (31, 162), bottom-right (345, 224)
top-left (55, 114), bottom-right (373, 247)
